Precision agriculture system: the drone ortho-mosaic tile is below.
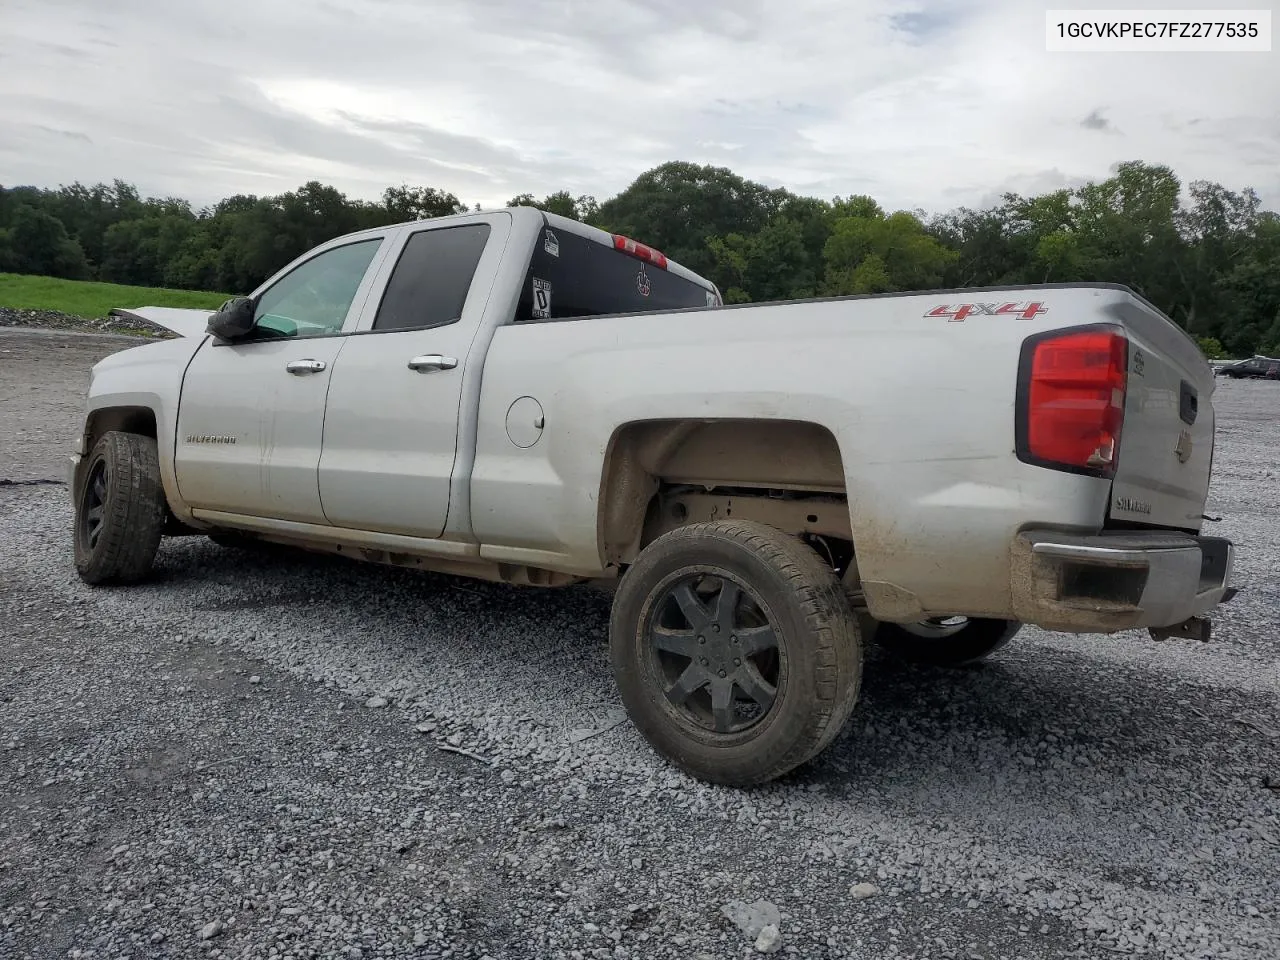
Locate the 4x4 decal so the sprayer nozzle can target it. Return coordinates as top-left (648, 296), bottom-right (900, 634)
top-left (926, 301), bottom-right (1048, 322)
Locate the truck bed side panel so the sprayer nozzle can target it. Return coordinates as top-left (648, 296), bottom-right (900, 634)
top-left (470, 289), bottom-right (1128, 618)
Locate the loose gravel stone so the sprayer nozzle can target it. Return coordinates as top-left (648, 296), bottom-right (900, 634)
top-left (754, 923), bottom-right (782, 953)
top-left (721, 899), bottom-right (781, 939)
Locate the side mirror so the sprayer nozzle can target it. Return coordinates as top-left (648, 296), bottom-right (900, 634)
top-left (207, 297), bottom-right (257, 340)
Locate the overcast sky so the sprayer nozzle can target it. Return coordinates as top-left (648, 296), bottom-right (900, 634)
top-left (1, 0), bottom-right (1276, 214)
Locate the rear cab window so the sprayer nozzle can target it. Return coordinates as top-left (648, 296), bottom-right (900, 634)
top-left (514, 220), bottom-right (719, 323)
top-left (373, 224), bottom-right (492, 331)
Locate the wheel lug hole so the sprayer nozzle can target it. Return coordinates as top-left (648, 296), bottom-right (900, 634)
top-left (734, 658), bottom-right (741, 666)
top-left (699, 657), bottom-right (708, 666)
top-left (731, 636), bottom-right (738, 644)
top-left (718, 669), bottom-right (726, 678)
top-left (697, 636), bottom-right (705, 644)
top-left (711, 624), bottom-right (720, 634)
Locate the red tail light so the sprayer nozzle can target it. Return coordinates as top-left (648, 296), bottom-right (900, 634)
top-left (1016, 326), bottom-right (1128, 477)
top-left (612, 234), bottom-right (668, 269)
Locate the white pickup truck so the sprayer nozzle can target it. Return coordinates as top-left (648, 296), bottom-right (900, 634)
top-left (69, 206), bottom-right (1235, 785)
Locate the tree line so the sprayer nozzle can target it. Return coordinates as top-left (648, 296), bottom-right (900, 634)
top-left (1, 159), bottom-right (1276, 357)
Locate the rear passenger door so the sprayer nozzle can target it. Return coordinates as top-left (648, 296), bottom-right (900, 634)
top-left (317, 214), bottom-right (507, 539)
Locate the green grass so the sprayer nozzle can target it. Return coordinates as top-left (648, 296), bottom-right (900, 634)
top-left (0, 273), bottom-right (231, 319)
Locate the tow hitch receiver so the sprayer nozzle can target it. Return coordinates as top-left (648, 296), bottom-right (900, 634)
top-left (1150, 616), bottom-right (1212, 643)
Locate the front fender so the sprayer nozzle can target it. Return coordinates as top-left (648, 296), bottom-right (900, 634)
top-left (77, 336), bottom-right (206, 523)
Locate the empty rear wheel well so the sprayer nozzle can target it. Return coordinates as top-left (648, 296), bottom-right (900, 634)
top-left (598, 418), bottom-right (852, 567)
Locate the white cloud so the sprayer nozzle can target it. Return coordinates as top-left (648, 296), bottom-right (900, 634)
top-left (0, 0), bottom-right (1275, 213)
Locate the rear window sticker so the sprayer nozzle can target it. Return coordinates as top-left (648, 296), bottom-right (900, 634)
top-left (532, 277), bottom-right (552, 319)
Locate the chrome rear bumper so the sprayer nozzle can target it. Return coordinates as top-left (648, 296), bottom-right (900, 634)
top-left (1011, 530), bottom-right (1234, 633)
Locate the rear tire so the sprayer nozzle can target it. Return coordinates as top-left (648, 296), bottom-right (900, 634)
top-left (609, 520), bottom-right (862, 786)
top-left (73, 431), bottom-right (167, 585)
top-left (874, 617), bottom-right (1020, 666)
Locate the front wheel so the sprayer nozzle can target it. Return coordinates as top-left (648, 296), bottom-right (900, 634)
top-left (73, 431), bottom-right (168, 585)
top-left (873, 616), bottom-right (1020, 666)
top-left (609, 520), bottom-right (863, 786)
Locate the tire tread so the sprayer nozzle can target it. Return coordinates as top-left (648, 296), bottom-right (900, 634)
top-left (74, 431), bottom-right (167, 584)
top-left (611, 519), bottom-right (862, 785)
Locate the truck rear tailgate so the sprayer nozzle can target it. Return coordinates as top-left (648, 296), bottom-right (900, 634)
top-left (1107, 295), bottom-right (1215, 531)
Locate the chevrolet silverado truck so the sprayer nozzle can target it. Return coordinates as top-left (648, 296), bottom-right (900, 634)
top-left (68, 206), bottom-right (1236, 785)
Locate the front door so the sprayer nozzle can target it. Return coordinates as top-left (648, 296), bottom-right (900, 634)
top-left (318, 217), bottom-right (503, 538)
top-left (175, 235), bottom-right (388, 523)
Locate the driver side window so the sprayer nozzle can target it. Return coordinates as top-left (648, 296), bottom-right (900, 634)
top-left (251, 238), bottom-right (383, 339)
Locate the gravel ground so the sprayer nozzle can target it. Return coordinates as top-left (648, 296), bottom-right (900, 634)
top-left (1, 326), bottom-right (1277, 960)
top-left (0, 328), bottom-right (158, 484)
